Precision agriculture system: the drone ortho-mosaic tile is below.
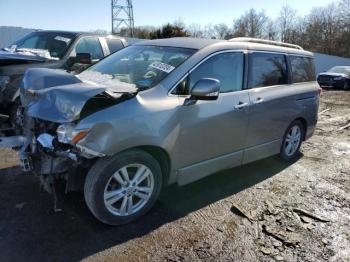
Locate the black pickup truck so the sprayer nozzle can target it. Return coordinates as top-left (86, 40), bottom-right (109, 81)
top-left (0, 30), bottom-right (127, 134)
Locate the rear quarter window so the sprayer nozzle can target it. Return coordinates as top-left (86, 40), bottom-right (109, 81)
top-left (290, 56), bottom-right (316, 83)
top-left (106, 39), bottom-right (125, 54)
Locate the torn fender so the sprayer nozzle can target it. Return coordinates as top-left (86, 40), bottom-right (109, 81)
top-left (21, 68), bottom-right (106, 123)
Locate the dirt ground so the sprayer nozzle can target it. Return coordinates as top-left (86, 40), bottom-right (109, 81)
top-left (0, 90), bottom-right (349, 262)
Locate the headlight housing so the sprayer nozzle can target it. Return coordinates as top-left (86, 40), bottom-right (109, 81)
top-left (333, 76), bottom-right (343, 81)
top-left (56, 123), bottom-right (89, 144)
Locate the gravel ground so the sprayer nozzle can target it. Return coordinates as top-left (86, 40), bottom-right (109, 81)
top-left (0, 90), bottom-right (349, 262)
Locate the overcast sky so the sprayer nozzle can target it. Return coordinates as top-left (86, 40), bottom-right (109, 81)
top-left (0, 0), bottom-right (335, 31)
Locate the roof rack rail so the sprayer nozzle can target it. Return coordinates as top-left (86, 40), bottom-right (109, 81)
top-left (229, 37), bottom-right (303, 50)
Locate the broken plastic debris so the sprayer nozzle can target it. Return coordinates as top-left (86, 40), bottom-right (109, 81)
top-left (274, 255), bottom-right (284, 261)
top-left (37, 133), bottom-right (55, 149)
top-left (293, 208), bottom-right (330, 223)
top-left (259, 247), bottom-right (272, 255)
top-left (230, 203), bottom-right (255, 223)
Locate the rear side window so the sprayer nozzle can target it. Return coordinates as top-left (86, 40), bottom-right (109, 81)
top-left (74, 37), bottom-right (104, 59)
top-left (106, 39), bottom-right (125, 54)
top-left (248, 53), bottom-right (288, 88)
top-left (173, 52), bottom-right (244, 95)
top-left (290, 56), bottom-right (316, 83)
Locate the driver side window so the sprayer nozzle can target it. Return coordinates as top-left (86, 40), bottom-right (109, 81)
top-left (173, 52), bottom-right (244, 95)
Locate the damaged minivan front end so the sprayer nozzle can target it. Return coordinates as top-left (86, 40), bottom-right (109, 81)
top-left (0, 43), bottom-right (198, 225)
top-left (17, 68), bottom-right (137, 193)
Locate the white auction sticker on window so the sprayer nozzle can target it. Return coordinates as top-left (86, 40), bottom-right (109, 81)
top-left (54, 36), bottom-right (71, 44)
top-left (150, 61), bottom-right (175, 73)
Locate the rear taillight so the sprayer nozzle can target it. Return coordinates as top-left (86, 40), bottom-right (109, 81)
top-left (318, 86), bottom-right (323, 96)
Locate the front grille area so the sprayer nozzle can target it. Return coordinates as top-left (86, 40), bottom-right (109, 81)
top-left (318, 75), bottom-right (332, 82)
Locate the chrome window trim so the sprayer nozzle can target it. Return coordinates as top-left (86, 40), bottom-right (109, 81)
top-left (247, 50), bottom-right (314, 58)
top-left (168, 49), bottom-right (316, 97)
top-left (247, 51), bottom-right (316, 87)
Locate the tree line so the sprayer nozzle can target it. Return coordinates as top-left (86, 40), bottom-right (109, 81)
top-left (117, 0), bottom-right (350, 58)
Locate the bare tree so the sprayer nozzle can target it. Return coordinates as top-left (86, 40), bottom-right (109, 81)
top-left (186, 23), bottom-right (204, 38)
top-left (203, 23), bottom-right (216, 39)
top-left (277, 5), bottom-right (297, 42)
top-left (213, 23), bottom-right (229, 39)
top-left (232, 9), bottom-right (270, 39)
top-left (126, 1), bottom-right (350, 58)
top-left (266, 20), bottom-right (278, 40)
top-left (337, 0), bottom-right (350, 57)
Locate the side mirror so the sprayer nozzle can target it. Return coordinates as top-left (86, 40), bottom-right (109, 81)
top-left (184, 78), bottom-right (220, 106)
top-left (75, 53), bottom-right (92, 64)
top-left (66, 53), bottom-right (92, 72)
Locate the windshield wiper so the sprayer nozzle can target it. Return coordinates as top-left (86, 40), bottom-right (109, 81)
top-left (15, 48), bottom-right (41, 57)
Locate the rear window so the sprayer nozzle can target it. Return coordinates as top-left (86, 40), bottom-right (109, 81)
top-left (248, 53), bottom-right (288, 88)
top-left (106, 39), bottom-right (125, 54)
top-left (290, 56), bottom-right (315, 83)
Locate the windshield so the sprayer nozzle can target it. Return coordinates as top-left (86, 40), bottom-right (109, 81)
top-left (82, 45), bottom-right (196, 91)
top-left (328, 67), bottom-right (350, 75)
top-left (6, 31), bottom-right (76, 59)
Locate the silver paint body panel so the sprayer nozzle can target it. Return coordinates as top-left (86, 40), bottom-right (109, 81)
top-left (28, 38), bottom-right (320, 186)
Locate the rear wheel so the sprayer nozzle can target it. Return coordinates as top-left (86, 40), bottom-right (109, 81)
top-left (280, 120), bottom-right (304, 162)
top-left (84, 149), bottom-right (163, 225)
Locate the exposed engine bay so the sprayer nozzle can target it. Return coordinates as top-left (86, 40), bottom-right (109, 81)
top-left (18, 116), bottom-right (90, 193)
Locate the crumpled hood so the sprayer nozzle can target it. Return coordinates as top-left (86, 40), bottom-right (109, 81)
top-left (0, 50), bottom-right (46, 65)
top-left (21, 68), bottom-right (124, 123)
top-left (318, 72), bottom-right (349, 78)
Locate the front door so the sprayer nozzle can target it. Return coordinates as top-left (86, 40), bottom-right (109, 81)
top-left (174, 51), bottom-right (250, 184)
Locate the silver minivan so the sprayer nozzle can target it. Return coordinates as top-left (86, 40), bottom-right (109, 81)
top-left (13, 37), bottom-right (320, 225)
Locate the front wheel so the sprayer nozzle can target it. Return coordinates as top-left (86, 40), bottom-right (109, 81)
top-left (280, 120), bottom-right (304, 162)
top-left (84, 149), bottom-right (163, 225)
top-left (344, 81), bottom-right (349, 90)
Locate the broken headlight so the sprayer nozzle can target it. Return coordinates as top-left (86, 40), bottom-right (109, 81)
top-left (57, 123), bottom-right (89, 144)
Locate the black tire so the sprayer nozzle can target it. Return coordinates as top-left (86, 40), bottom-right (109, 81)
top-left (84, 149), bottom-right (163, 226)
top-left (279, 120), bottom-right (304, 162)
top-left (344, 81), bottom-right (349, 90)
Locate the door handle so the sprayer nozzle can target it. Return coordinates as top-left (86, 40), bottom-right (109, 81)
top-left (253, 97), bottom-right (264, 104)
top-left (234, 102), bottom-right (248, 109)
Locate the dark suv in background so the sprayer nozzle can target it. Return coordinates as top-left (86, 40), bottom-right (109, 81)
top-left (317, 66), bottom-right (350, 90)
top-left (0, 30), bottom-right (127, 133)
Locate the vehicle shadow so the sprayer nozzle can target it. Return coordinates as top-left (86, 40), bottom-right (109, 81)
top-left (0, 155), bottom-right (301, 262)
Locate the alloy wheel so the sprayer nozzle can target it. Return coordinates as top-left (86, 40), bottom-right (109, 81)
top-left (103, 164), bottom-right (154, 216)
top-left (284, 125), bottom-right (302, 157)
